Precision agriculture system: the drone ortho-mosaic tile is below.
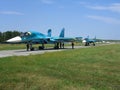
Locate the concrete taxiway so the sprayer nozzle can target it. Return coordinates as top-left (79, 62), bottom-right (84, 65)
top-left (0, 46), bottom-right (88, 58)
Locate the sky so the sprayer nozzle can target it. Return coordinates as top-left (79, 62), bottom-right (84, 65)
top-left (0, 0), bottom-right (120, 40)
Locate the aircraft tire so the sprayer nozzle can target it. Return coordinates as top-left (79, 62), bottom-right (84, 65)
top-left (39, 46), bottom-right (44, 50)
top-left (30, 47), bottom-right (34, 51)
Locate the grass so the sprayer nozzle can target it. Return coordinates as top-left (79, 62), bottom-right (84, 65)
top-left (0, 44), bottom-right (120, 90)
top-left (0, 44), bottom-right (25, 50)
top-left (0, 44), bottom-right (55, 50)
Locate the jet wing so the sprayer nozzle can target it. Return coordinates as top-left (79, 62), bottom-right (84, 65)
top-left (53, 37), bottom-right (76, 42)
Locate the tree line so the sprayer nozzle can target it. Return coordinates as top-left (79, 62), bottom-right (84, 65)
top-left (0, 31), bottom-right (21, 43)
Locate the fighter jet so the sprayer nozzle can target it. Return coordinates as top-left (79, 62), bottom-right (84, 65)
top-left (6, 28), bottom-right (76, 50)
top-left (82, 36), bottom-right (96, 46)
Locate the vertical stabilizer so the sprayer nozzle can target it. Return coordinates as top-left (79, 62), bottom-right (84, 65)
top-left (94, 36), bottom-right (96, 40)
top-left (59, 28), bottom-right (65, 37)
top-left (47, 29), bottom-right (52, 37)
top-left (87, 35), bottom-right (89, 39)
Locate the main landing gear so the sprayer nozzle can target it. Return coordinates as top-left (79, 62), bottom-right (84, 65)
top-left (54, 42), bottom-right (64, 49)
top-left (85, 42), bottom-right (95, 46)
top-left (26, 43), bottom-right (45, 51)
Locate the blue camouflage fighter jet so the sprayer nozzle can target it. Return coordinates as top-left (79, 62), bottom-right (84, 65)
top-left (82, 36), bottom-right (96, 46)
top-left (7, 28), bottom-right (76, 51)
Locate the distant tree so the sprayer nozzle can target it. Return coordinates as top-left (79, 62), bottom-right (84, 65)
top-left (2, 32), bottom-right (6, 42)
top-left (0, 30), bottom-right (21, 42)
top-left (5, 31), bottom-right (13, 41)
top-left (0, 32), bottom-right (2, 42)
top-left (12, 31), bottom-right (21, 37)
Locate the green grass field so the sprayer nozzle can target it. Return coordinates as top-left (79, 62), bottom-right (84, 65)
top-left (0, 43), bottom-right (82, 51)
top-left (0, 44), bottom-right (120, 90)
top-left (0, 44), bottom-right (54, 50)
top-left (0, 44), bottom-right (25, 50)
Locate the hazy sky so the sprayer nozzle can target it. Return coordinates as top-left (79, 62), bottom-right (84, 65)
top-left (0, 0), bottom-right (120, 40)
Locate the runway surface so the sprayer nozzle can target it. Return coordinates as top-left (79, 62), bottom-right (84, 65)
top-left (0, 46), bottom-right (88, 58)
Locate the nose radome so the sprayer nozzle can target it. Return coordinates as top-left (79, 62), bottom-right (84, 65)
top-left (6, 36), bottom-right (22, 43)
top-left (82, 40), bottom-right (86, 43)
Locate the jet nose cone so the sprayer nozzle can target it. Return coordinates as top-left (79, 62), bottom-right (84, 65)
top-left (6, 36), bottom-right (22, 43)
top-left (82, 40), bottom-right (86, 43)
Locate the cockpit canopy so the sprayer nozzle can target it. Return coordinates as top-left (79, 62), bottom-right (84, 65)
top-left (20, 32), bottom-right (31, 37)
